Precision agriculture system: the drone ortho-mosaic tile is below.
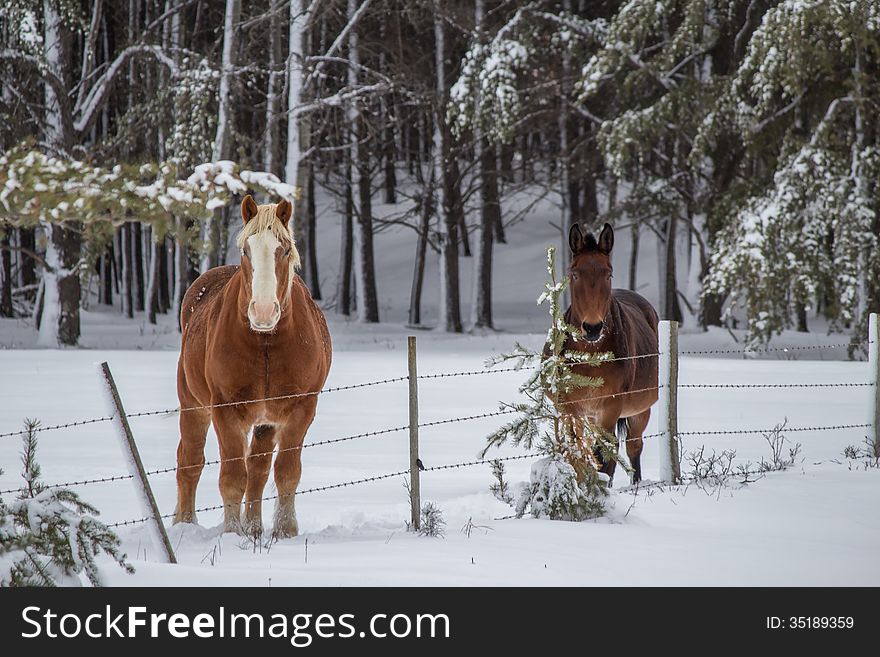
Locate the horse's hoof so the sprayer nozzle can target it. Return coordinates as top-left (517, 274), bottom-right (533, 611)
top-left (223, 517), bottom-right (244, 535)
top-left (244, 518), bottom-right (263, 539)
top-left (271, 518), bottom-right (299, 540)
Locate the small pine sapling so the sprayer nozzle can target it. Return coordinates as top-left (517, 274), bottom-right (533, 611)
top-left (0, 419), bottom-right (133, 587)
top-left (483, 248), bottom-right (628, 520)
top-left (417, 502), bottom-right (446, 538)
top-left (489, 460), bottom-right (514, 505)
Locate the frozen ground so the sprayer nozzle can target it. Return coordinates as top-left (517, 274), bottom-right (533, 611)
top-left (1, 195), bottom-right (877, 586)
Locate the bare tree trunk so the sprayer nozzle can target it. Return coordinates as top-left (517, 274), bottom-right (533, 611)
top-left (490, 145), bottom-right (506, 243)
top-left (629, 224), bottom-right (640, 291)
top-left (121, 225), bottom-right (134, 319)
top-left (336, 161), bottom-right (354, 316)
top-left (101, 245), bottom-right (113, 305)
top-left (434, 2), bottom-right (462, 333)
top-left (306, 160), bottom-right (321, 299)
top-left (173, 216), bottom-right (189, 330)
top-left (0, 229), bottom-right (12, 317)
top-left (348, 0), bottom-right (379, 323)
top-left (263, 0), bottom-right (284, 176)
top-left (409, 170), bottom-right (434, 327)
top-left (663, 215), bottom-right (683, 322)
top-left (18, 228), bottom-right (36, 290)
top-left (146, 232), bottom-right (160, 324)
top-left (470, 0), bottom-right (493, 330)
top-left (134, 222), bottom-right (145, 311)
top-left (158, 236), bottom-right (170, 313)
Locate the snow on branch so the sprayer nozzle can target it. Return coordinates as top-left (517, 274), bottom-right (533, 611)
top-left (73, 45), bottom-right (181, 135)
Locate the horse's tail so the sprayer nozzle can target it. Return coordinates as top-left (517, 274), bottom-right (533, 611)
top-left (616, 417), bottom-right (628, 444)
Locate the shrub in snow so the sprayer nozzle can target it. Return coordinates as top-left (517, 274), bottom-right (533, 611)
top-left (517, 453), bottom-right (606, 521)
top-left (416, 502), bottom-right (446, 538)
top-left (0, 420), bottom-right (133, 587)
top-left (483, 248), bottom-right (626, 520)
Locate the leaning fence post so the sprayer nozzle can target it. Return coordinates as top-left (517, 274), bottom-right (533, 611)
top-left (407, 336), bottom-right (421, 530)
top-left (97, 362), bottom-right (176, 564)
top-left (870, 313), bottom-right (880, 457)
top-left (658, 321), bottom-right (681, 484)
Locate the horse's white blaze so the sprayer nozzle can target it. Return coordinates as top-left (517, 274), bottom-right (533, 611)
top-left (247, 231), bottom-right (282, 330)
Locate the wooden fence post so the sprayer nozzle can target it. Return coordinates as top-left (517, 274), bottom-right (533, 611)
top-left (407, 336), bottom-right (421, 529)
top-left (870, 313), bottom-right (880, 457)
top-left (658, 321), bottom-right (681, 484)
top-left (98, 362), bottom-right (176, 564)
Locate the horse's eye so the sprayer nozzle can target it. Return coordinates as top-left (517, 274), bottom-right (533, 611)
top-left (283, 247), bottom-right (291, 257)
top-left (241, 251), bottom-right (248, 260)
top-left (571, 273), bottom-right (579, 281)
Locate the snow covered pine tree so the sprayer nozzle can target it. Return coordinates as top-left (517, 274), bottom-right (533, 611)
top-left (483, 248), bottom-right (627, 520)
top-left (0, 420), bottom-right (132, 586)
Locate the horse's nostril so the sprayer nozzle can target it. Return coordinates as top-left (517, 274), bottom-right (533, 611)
top-left (582, 321), bottom-right (604, 340)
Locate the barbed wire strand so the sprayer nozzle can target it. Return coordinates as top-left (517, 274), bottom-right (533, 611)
top-left (677, 423), bottom-right (871, 437)
top-left (418, 352), bottom-right (662, 381)
top-left (679, 382), bottom-right (875, 389)
top-left (679, 341), bottom-right (870, 356)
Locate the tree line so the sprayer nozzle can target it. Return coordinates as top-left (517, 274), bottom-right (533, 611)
top-left (1, 1), bottom-right (878, 348)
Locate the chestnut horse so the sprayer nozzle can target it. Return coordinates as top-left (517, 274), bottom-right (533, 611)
top-left (174, 195), bottom-right (331, 537)
top-left (558, 223), bottom-right (658, 485)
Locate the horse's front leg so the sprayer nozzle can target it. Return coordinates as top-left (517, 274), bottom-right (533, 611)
top-left (243, 424), bottom-right (276, 537)
top-left (212, 407), bottom-right (249, 534)
top-left (594, 406), bottom-right (623, 487)
top-left (271, 402), bottom-right (317, 539)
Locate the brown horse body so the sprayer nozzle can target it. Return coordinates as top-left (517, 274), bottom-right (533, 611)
top-left (557, 223), bottom-right (658, 484)
top-left (174, 197), bottom-right (331, 537)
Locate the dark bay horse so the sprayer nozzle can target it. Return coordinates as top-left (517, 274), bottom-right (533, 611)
top-left (557, 223), bottom-right (659, 484)
top-left (174, 195), bottom-right (332, 537)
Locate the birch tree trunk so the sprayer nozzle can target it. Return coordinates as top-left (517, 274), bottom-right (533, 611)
top-left (203, 0), bottom-right (241, 272)
top-left (286, 1), bottom-right (322, 297)
top-left (38, 1), bottom-right (81, 347)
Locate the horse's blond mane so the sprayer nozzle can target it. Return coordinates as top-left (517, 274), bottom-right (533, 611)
top-left (235, 203), bottom-right (301, 273)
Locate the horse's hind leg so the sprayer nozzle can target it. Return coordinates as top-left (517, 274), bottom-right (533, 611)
top-left (175, 409), bottom-right (211, 524)
top-left (213, 408), bottom-right (249, 534)
top-left (272, 402), bottom-right (317, 539)
top-left (243, 424), bottom-right (276, 537)
top-left (625, 408), bottom-right (651, 484)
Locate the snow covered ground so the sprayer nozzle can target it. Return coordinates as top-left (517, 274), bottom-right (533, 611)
top-left (1, 196), bottom-right (878, 586)
top-left (0, 338), bottom-right (877, 586)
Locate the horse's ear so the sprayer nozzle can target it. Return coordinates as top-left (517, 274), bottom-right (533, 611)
top-left (276, 199), bottom-right (292, 226)
top-left (241, 194), bottom-right (258, 224)
top-left (597, 222), bottom-right (614, 255)
top-left (569, 223), bottom-right (585, 256)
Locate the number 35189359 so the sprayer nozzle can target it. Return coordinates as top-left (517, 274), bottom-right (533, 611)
top-left (767, 617), bottom-right (854, 629)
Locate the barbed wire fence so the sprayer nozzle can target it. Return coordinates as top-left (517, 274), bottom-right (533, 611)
top-left (1, 314), bottom-right (878, 550)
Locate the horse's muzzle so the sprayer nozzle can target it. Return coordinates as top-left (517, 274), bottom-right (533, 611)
top-left (248, 300), bottom-right (281, 332)
top-left (582, 321), bottom-right (604, 343)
